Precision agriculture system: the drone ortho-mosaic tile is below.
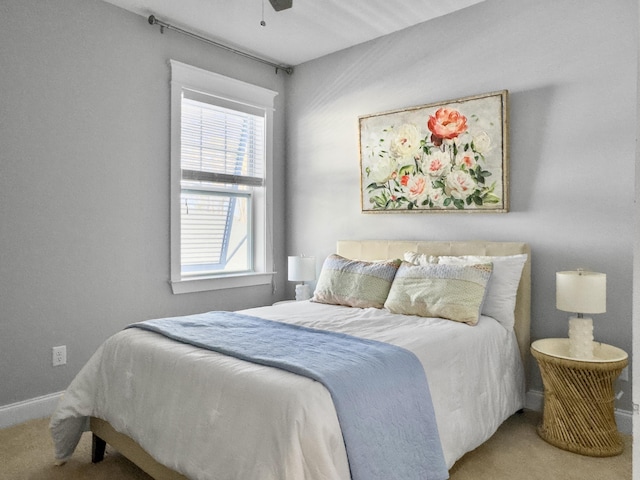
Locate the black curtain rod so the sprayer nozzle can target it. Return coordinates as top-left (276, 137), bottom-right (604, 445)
top-left (148, 15), bottom-right (294, 75)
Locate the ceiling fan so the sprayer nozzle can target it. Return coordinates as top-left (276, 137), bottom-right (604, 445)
top-left (268, 0), bottom-right (292, 11)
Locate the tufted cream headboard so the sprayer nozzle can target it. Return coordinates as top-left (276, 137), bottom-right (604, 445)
top-left (336, 240), bottom-right (531, 376)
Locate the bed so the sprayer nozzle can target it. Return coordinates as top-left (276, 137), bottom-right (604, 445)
top-left (50, 240), bottom-right (531, 480)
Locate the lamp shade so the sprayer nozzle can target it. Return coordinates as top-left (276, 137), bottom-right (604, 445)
top-left (556, 270), bottom-right (606, 314)
top-left (288, 256), bottom-right (316, 282)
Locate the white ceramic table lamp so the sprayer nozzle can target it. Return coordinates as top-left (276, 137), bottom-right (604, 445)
top-left (288, 255), bottom-right (316, 301)
top-left (556, 270), bottom-right (606, 359)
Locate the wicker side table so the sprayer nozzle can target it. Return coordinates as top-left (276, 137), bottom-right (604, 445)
top-left (531, 338), bottom-right (627, 457)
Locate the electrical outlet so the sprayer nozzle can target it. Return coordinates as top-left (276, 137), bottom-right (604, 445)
top-left (620, 366), bottom-right (629, 382)
top-left (52, 346), bottom-right (66, 367)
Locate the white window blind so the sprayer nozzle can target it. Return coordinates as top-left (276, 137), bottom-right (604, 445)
top-left (180, 91), bottom-right (265, 277)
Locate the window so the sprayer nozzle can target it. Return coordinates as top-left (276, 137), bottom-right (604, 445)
top-left (170, 61), bottom-right (277, 294)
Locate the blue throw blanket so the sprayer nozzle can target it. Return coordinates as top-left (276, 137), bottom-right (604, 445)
top-left (128, 311), bottom-right (448, 480)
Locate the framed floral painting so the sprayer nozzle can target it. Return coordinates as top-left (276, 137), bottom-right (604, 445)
top-left (359, 90), bottom-right (508, 213)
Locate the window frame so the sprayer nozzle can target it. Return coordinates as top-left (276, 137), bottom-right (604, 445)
top-left (169, 60), bottom-right (277, 294)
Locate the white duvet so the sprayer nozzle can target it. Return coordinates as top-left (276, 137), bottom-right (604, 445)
top-left (50, 301), bottom-right (524, 480)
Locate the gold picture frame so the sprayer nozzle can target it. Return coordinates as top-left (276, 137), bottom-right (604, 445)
top-left (359, 90), bottom-right (509, 213)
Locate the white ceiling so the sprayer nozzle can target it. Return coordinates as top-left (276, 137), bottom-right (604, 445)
top-left (102, 0), bottom-right (484, 67)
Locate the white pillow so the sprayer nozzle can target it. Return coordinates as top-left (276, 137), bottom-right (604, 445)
top-left (434, 254), bottom-right (527, 331)
top-left (403, 251), bottom-right (438, 265)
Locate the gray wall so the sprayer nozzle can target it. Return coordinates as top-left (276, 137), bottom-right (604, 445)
top-left (0, 0), bottom-right (636, 415)
top-left (285, 0), bottom-right (637, 411)
top-left (633, 0), bottom-right (640, 469)
top-left (0, 0), bottom-right (288, 406)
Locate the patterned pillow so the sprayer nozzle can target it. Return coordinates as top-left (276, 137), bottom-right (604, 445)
top-left (312, 254), bottom-right (401, 309)
top-left (384, 261), bottom-right (493, 325)
top-left (438, 254), bottom-right (527, 330)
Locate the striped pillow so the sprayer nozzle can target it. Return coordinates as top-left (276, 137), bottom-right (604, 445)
top-left (384, 261), bottom-right (493, 325)
top-left (312, 254), bottom-right (401, 308)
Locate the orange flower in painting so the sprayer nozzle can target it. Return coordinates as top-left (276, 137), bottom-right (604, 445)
top-left (427, 108), bottom-right (468, 140)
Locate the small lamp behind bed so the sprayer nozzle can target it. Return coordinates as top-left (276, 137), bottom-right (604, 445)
top-left (556, 269), bottom-right (606, 359)
top-left (288, 255), bottom-right (316, 301)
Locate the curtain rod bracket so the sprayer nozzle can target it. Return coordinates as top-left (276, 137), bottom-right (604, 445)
top-left (147, 15), bottom-right (293, 75)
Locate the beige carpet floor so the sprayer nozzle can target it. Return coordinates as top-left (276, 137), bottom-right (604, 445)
top-left (0, 410), bottom-right (631, 479)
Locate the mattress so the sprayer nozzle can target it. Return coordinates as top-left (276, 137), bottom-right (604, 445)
top-left (50, 300), bottom-right (525, 480)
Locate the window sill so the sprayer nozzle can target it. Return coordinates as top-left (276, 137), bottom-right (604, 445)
top-left (170, 272), bottom-right (275, 294)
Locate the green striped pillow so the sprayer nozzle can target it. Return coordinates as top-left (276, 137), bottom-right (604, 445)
top-left (312, 254), bottom-right (401, 308)
top-left (384, 261), bottom-right (493, 325)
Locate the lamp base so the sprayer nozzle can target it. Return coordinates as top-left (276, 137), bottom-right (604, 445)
top-left (295, 283), bottom-right (312, 301)
top-left (568, 316), bottom-right (593, 359)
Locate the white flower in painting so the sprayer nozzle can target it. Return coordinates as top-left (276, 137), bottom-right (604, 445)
top-left (369, 156), bottom-right (397, 184)
top-left (423, 150), bottom-right (451, 177)
top-left (429, 187), bottom-right (446, 207)
top-left (445, 170), bottom-right (476, 199)
top-left (390, 124), bottom-right (421, 159)
top-left (406, 174), bottom-right (430, 204)
top-left (472, 131), bottom-right (492, 154)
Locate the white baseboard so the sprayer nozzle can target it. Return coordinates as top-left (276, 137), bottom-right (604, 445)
top-left (526, 389), bottom-right (632, 435)
top-left (0, 391), bottom-right (63, 429)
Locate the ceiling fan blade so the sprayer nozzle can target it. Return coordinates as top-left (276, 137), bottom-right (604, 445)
top-left (268, 0), bottom-right (292, 11)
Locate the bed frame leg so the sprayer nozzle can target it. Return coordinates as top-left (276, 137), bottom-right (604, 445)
top-left (92, 434), bottom-right (106, 463)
